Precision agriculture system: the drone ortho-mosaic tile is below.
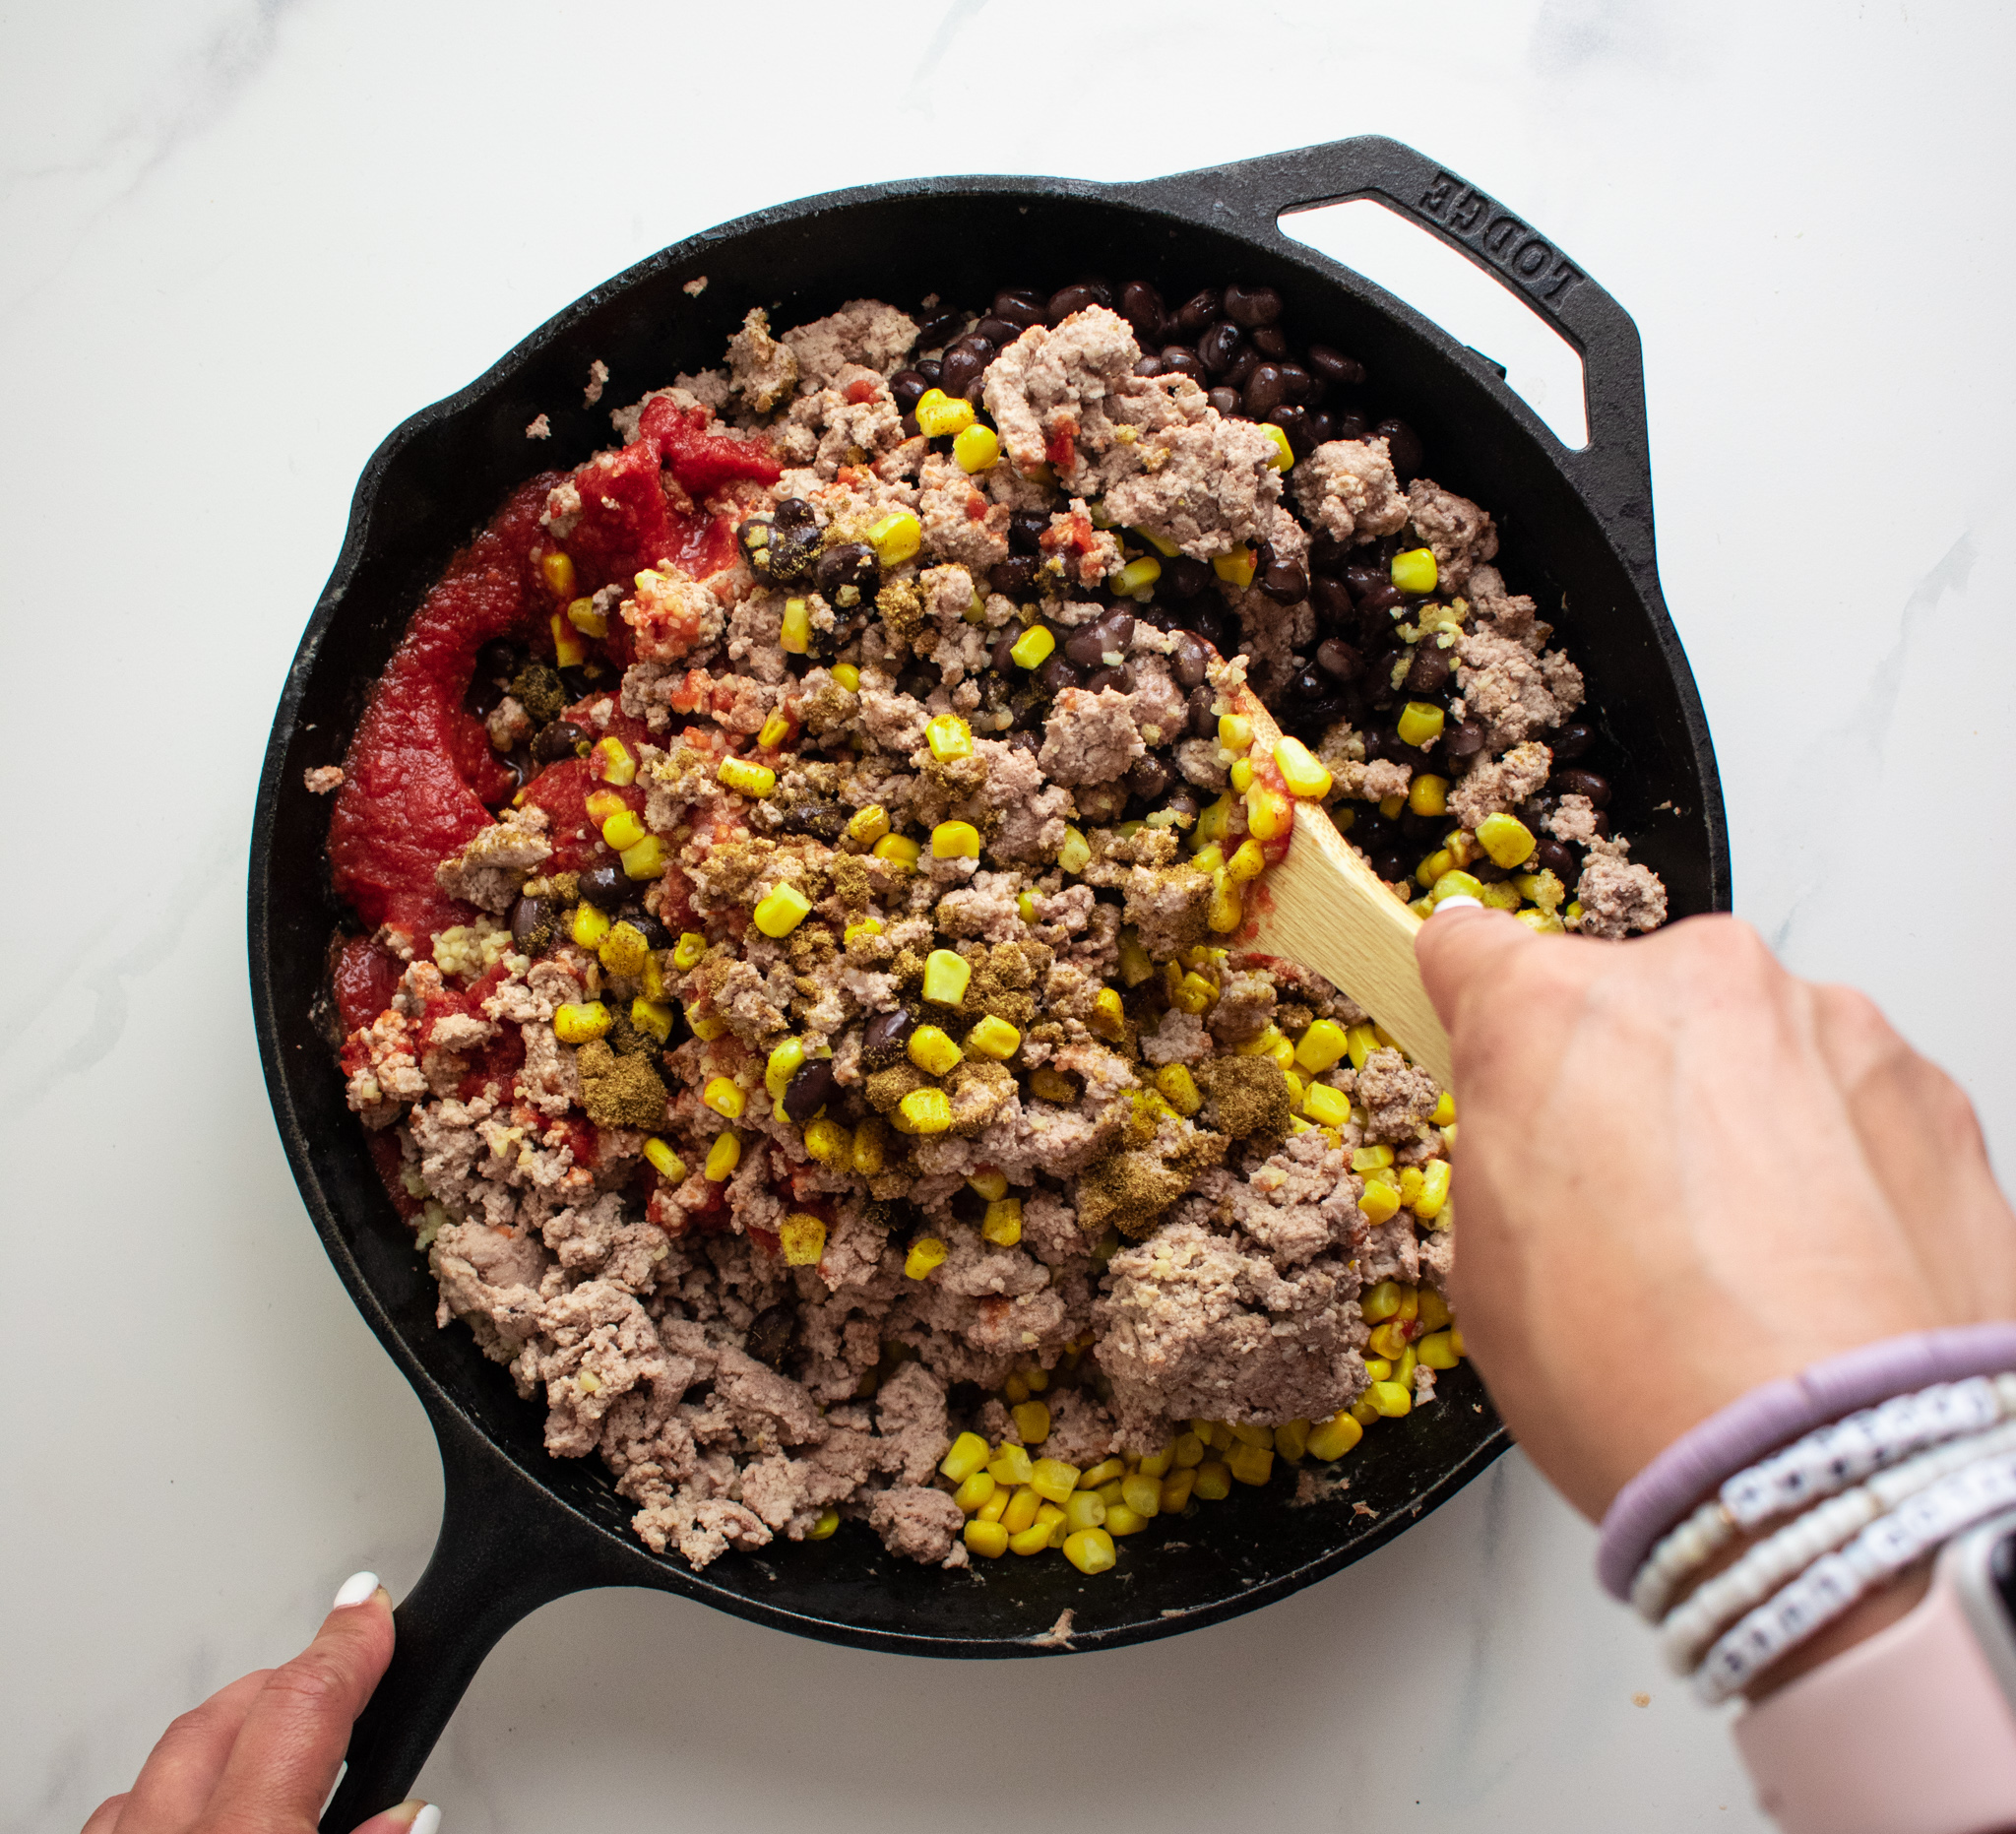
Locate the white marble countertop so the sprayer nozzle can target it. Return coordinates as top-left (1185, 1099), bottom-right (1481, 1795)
top-left (7, 2), bottom-right (2013, 1828)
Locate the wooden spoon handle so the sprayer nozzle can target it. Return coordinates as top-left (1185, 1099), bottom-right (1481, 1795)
top-left (1231, 685), bottom-right (1455, 1090)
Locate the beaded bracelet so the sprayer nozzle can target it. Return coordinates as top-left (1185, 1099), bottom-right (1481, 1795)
top-left (1657, 1415), bottom-right (2016, 1671)
top-left (1692, 1446), bottom-right (2016, 1703)
top-left (1629, 1370), bottom-right (2016, 1620)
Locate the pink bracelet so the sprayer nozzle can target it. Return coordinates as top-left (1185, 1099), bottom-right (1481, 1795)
top-left (1596, 1324), bottom-right (2016, 1601)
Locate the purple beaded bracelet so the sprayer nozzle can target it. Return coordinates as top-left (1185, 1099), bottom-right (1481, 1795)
top-left (1596, 1322), bottom-right (2016, 1601)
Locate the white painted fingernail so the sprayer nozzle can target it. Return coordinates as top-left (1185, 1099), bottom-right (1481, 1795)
top-left (409, 1805), bottom-right (443, 1834)
top-left (1433, 895), bottom-right (1482, 914)
top-left (332, 1570), bottom-right (380, 1610)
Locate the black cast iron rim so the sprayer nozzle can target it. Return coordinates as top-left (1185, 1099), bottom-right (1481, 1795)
top-left (249, 137), bottom-right (1729, 1825)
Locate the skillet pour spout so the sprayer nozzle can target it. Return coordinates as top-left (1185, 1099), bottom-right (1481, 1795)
top-left (248, 135), bottom-right (1729, 1830)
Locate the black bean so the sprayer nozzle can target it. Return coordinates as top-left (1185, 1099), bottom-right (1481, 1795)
top-left (1471, 857), bottom-right (1510, 884)
top-left (1173, 288), bottom-right (1222, 337)
top-left (780, 1056), bottom-right (838, 1126)
top-left (1588, 809), bottom-right (1611, 839)
top-left (1355, 579), bottom-right (1404, 616)
top-left (1374, 416), bottom-right (1424, 480)
top-left (1187, 684), bottom-right (1217, 737)
top-left (1006, 726), bottom-right (1042, 755)
top-left (1308, 533), bottom-right (1351, 576)
top-left (1533, 837), bottom-right (1575, 878)
top-left (476, 638), bottom-right (523, 679)
top-left (900, 411), bottom-right (921, 440)
top-left (1222, 347), bottom-right (1261, 391)
top-left (530, 720), bottom-right (590, 766)
top-left (1223, 283), bottom-right (1283, 328)
top-left (1159, 346), bottom-right (1205, 381)
top-left (1251, 324), bottom-right (1290, 358)
top-left (1332, 411), bottom-right (1370, 443)
top-left (940, 345), bottom-right (987, 396)
top-left (1126, 754), bottom-right (1174, 800)
top-left (1277, 362), bottom-right (1314, 406)
top-left (1259, 556), bottom-right (1308, 603)
top-left (1036, 652), bottom-right (1082, 697)
top-left (1311, 576), bottom-right (1354, 626)
top-left (509, 894), bottom-right (554, 950)
top-left (1284, 664), bottom-right (1328, 702)
top-left (785, 802), bottom-right (851, 845)
top-left (1119, 281), bottom-right (1166, 345)
top-left (1550, 722), bottom-right (1596, 761)
top-left (1163, 787), bottom-right (1201, 825)
top-left (1304, 410), bottom-right (1339, 448)
top-left (1243, 362), bottom-right (1291, 418)
top-left (889, 369), bottom-right (930, 413)
top-left (1444, 719), bottom-right (1486, 759)
top-left (1084, 664), bottom-right (1134, 695)
top-left (577, 862), bottom-right (626, 909)
top-left (862, 1007), bottom-right (917, 1067)
top-left (976, 315), bottom-right (1023, 347)
top-left (1399, 808), bottom-right (1441, 841)
top-left (1133, 354), bottom-right (1164, 377)
top-left (774, 497), bottom-right (815, 529)
top-left (916, 310), bottom-right (966, 349)
top-left (1405, 643), bottom-right (1452, 694)
top-left (1198, 321), bottom-right (1245, 375)
top-left (1009, 509), bottom-right (1048, 555)
top-left (745, 1302), bottom-right (795, 1367)
top-left (895, 664), bottom-right (937, 701)
top-left (1065, 608), bottom-right (1135, 666)
top-left (949, 1184), bottom-right (987, 1224)
top-left (990, 555), bottom-right (1040, 599)
top-left (1269, 405), bottom-right (1316, 458)
top-left (1169, 630), bottom-right (1211, 688)
top-left (992, 290), bottom-right (1047, 329)
top-left (914, 357), bottom-right (943, 386)
top-left (1552, 768), bottom-right (1611, 807)
top-left (1164, 555), bottom-right (1214, 601)
top-left (1183, 601), bottom-right (1230, 652)
top-left (1370, 850), bottom-right (1413, 884)
top-left (1316, 637), bottom-right (1362, 682)
top-left (1206, 386), bottom-right (1243, 417)
top-left (1307, 345), bottom-right (1366, 387)
top-left (1047, 283), bottom-right (1106, 324)
top-left (815, 542), bottom-right (878, 607)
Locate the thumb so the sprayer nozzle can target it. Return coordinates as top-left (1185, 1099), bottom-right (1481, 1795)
top-left (1414, 901), bottom-right (1537, 1032)
top-left (193, 1572), bottom-right (397, 1833)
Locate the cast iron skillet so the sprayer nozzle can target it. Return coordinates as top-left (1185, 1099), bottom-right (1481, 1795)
top-left (249, 136), bottom-right (1730, 1829)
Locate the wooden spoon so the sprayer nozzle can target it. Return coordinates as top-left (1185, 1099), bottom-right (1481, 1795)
top-left (1228, 682), bottom-right (1454, 1090)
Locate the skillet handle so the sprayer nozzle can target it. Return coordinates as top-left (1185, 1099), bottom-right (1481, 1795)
top-left (1124, 135), bottom-right (1659, 580)
top-left (319, 1416), bottom-right (616, 1831)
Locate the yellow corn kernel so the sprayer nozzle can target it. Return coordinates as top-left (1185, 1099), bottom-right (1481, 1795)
top-left (1429, 869), bottom-right (1484, 905)
top-left (1291, 1019), bottom-right (1347, 1074)
top-left (837, 808), bottom-right (889, 854)
top-left (702, 1076), bottom-right (745, 1120)
top-left (903, 1235), bottom-right (948, 1280)
top-left (1350, 1396), bottom-right (1382, 1426)
top-left (756, 711), bottom-right (792, 753)
top-left (965, 1014), bottom-right (1021, 1060)
top-left (1151, 1465), bottom-right (1193, 1513)
top-left (1227, 1441), bottom-right (1275, 1487)
top-left (1074, 1459), bottom-right (1121, 1493)
top-left (953, 1470), bottom-right (997, 1514)
top-left (1062, 1490), bottom-right (1106, 1535)
top-left (1362, 1357), bottom-right (1392, 1383)
top-left (850, 1119), bottom-right (888, 1177)
top-left (1228, 756), bottom-right (1255, 793)
top-left (1138, 1442), bottom-right (1176, 1480)
top-left (1398, 1164), bottom-right (1426, 1208)
top-left (1009, 623), bottom-right (1055, 668)
top-left (1307, 1411), bottom-right (1364, 1462)
top-left (1418, 1330), bottom-right (1461, 1371)
top-left (1391, 546), bottom-right (1438, 595)
top-left (987, 1441), bottom-right (1035, 1486)
top-left (842, 919), bottom-right (883, 951)
top-left (868, 509), bottom-right (922, 567)
top-left (1246, 785), bottom-right (1292, 842)
top-left (1208, 871), bottom-right (1243, 934)
top-left (1259, 422), bottom-right (1295, 472)
top-left (1516, 906), bottom-right (1568, 934)
top-left (1353, 1143), bottom-right (1395, 1172)
top-left (671, 930), bottom-right (707, 971)
top-left (801, 1507), bottom-right (839, 1542)
top-left (914, 387), bottom-right (976, 437)
top-left (951, 421), bottom-right (1001, 474)
top-left (999, 1484), bottom-right (1041, 1535)
top-left (1154, 1063), bottom-right (1202, 1118)
top-left (550, 611), bottom-right (586, 668)
top-left (1416, 1159), bottom-right (1452, 1221)
top-left (925, 714), bottom-right (974, 762)
top-left (703, 1131), bottom-right (742, 1181)
top-left (963, 1168), bottom-right (1007, 1203)
top-left (619, 834), bottom-right (667, 879)
top-left (1359, 1179), bottom-right (1402, 1225)
top-left (905, 1024), bottom-right (963, 1078)
top-left (1302, 1081), bottom-right (1352, 1128)
top-left (980, 1197), bottom-right (1023, 1247)
top-left (1369, 1379), bottom-right (1413, 1418)
top-left (1447, 1325), bottom-right (1467, 1360)
top-left (830, 662), bottom-right (861, 693)
top-left (1413, 848), bottom-right (1452, 891)
top-left (1274, 735), bottom-right (1333, 799)
top-left (777, 594), bottom-right (814, 656)
top-left (1396, 700), bottom-right (1446, 748)
top-left (1162, 972), bottom-right (1210, 1019)
top-left (964, 1518), bottom-right (1009, 1558)
top-left (976, 1486), bottom-right (1011, 1523)
top-left (1477, 810), bottom-right (1538, 869)
top-left (1189, 844), bottom-right (1226, 878)
top-left (687, 1011), bottom-right (727, 1042)
top-left (1367, 1319), bottom-right (1412, 1360)
top-left (763, 1038), bottom-right (805, 1100)
top-left (746, 884), bottom-right (812, 940)
top-left (1119, 1472), bottom-right (1163, 1518)
top-left (1227, 1422), bottom-right (1273, 1450)
top-left (1274, 1419), bottom-right (1311, 1463)
top-left (1408, 774), bottom-right (1449, 818)
top-left (872, 832), bottom-right (921, 869)
top-left (1213, 544), bottom-right (1256, 589)
top-left (779, 1213), bottom-right (826, 1266)
top-left (1216, 713), bottom-right (1252, 753)
top-left (1112, 554), bottom-right (1161, 598)
top-left (1418, 1287), bottom-right (1453, 1333)
top-left (802, 1120), bottom-right (850, 1171)
top-left (568, 896), bottom-right (613, 945)
top-left (1011, 1504), bottom-right (1066, 1556)
top-left (1012, 1400), bottom-right (1051, 1445)
top-left (1193, 1460), bottom-right (1232, 1501)
top-left (1030, 1456), bottom-right (1081, 1505)
top-left (1054, 826), bottom-right (1092, 877)
top-left (894, 1085), bottom-right (951, 1134)
top-left (629, 997), bottom-right (673, 1044)
top-left (552, 1001), bottom-right (611, 1044)
top-left (642, 1136), bottom-right (685, 1182)
top-left (1060, 1526), bottom-right (1116, 1573)
top-left (716, 757), bottom-right (778, 798)
top-left (911, 950), bottom-right (971, 1012)
top-left (1336, 1023), bottom-right (1372, 1070)
top-left (1087, 985), bottom-right (1125, 1042)
top-left (591, 735), bottom-right (636, 785)
top-left (640, 949), bottom-right (667, 999)
top-left (1191, 799), bottom-right (1232, 857)
top-left (600, 809), bottom-right (647, 854)
top-left (537, 550), bottom-right (576, 600)
top-left (1028, 1066), bottom-right (1080, 1104)
top-left (1212, 836), bottom-right (1263, 887)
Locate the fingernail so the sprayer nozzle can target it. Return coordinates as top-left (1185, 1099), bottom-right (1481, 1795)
top-left (1432, 895), bottom-right (1482, 914)
top-left (387, 1803), bottom-right (441, 1834)
top-left (332, 1570), bottom-right (381, 1610)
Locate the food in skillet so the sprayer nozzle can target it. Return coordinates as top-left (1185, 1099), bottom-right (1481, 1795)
top-left (316, 279), bottom-right (1667, 1573)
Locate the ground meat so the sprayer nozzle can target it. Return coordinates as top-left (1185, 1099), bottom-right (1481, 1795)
top-left (1039, 685), bottom-right (1145, 785)
top-left (1574, 840), bottom-right (1670, 939)
top-left (1291, 437), bottom-right (1410, 546)
top-left (1455, 626), bottom-right (1584, 754)
top-left (1448, 739), bottom-right (1552, 832)
top-left (866, 1486), bottom-right (966, 1564)
top-left (1355, 1047), bottom-right (1440, 1143)
top-left (725, 306), bottom-right (798, 412)
top-left (1405, 478), bottom-right (1497, 590)
top-left (782, 299), bottom-right (918, 387)
top-left (432, 806), bottom-right (551, 914)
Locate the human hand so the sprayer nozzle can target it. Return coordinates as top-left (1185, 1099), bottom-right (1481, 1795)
top-left (1414, 908), bottom-right (2016, 1522)
top-left (81, 1572), bottom-right (431, 1834)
